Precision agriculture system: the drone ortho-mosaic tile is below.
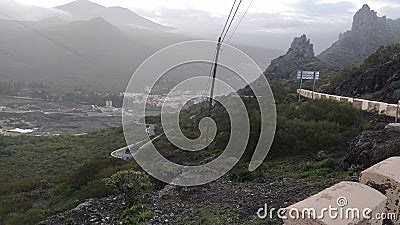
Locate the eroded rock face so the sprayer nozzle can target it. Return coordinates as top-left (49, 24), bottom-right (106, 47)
top-left (340, 128), bottom-right (400, 169)
top-left (351, 4), bottom-right (386, 32)
top-left (265, 34), bottom-right (320, 80)
top-left (333, 52), bottom-right (400, 103)
top-left (318, 4), bottom-right (400, 69)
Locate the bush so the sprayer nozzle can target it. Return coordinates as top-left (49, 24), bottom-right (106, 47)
top-left (118, 204), bottom-right (154, 225)
top-left (226, 169), bottom-right (255, 183)
top-left (270, 100), bottom-right (367, 157)
top-left (105, 170), bottom-right (152, 204)
top-left (294, 158), bottom-right (340, 178)
top-left (65, 217), bottom-right (76, 225)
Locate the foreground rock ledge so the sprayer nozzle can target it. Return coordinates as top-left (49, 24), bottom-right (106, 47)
top-left (360, 157), bottom-right (400, 224)
top-left (284, 181), bottom-right (386, 225)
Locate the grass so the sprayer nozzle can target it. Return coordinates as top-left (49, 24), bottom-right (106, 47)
top-left (0, 127), bottom-right (141, 225)
top-left (183, 204), bottom-right (240, 225)
top-left (0, 95), bottom-right (39, 107)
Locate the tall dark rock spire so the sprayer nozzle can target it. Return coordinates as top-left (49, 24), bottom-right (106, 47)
top-left (264, 34), bottom-right (320, 79)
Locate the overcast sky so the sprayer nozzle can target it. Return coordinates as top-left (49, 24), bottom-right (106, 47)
top-left (3, 0), bottom-right (400, 53)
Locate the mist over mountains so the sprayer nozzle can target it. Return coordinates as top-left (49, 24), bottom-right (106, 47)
top-left (0, 0), bottom-right (281, 91)
top-left (318, 4), bottom-right (400, 69)
top-left (1, 1), bottom-right (400, 90)
top-left (264, 4), bottom-right (400, 80)
top-left (55, 0), bottom-right (172, 31)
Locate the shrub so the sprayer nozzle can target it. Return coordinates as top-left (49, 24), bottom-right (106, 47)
top-left (294, 158), bottom-right (340, 178)
top-left (104, 170), bottom-right (152, 204)
top-left (226, 169), bottom-right (255, 183)
top-left (65, 217), bottom-right (76, 225)
top-left (118, 204), bottom-right (154, 225)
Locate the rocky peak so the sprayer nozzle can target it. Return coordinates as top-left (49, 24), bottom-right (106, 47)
top-left (351, 4), bottom-right (385, 31)
top-left (287, 34), bottom-right (315, 59)
top-left (265, 34), bottom-right (320, 79)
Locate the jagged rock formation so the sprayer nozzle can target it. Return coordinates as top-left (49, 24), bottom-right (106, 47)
top-left (264, 34), bottom-right (321, 80)
top-left (333, 44), bottom-right (400, 103)
top-left (318, 4), bottom-right (400, 69)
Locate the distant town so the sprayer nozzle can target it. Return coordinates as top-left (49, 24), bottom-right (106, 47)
top-left (0, 89), bottom-right (207, 137)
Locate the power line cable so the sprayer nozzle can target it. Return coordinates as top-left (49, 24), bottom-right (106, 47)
top-left (221, 0), bottom-right (243, 43)
top-left (225, 0), bottom-right (255, 45)
top-left (204, 46), bottom-right (218, 97)
top-left (205, 0), bottom-right (239, 98)
top-left (219, 0), bottom-right (238, 38)
top-left (0, 10), bottom-right (100, 67)
top-left (206, 0), bottom-right (243, 97)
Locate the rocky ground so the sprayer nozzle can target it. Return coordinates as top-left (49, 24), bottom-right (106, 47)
top-left (40, 196), bottom-right (126, 225)
top-left (40, 116), bottom-right (400, 225)
top-left (40, 176), bottom-right (343, 225)
top-left (332, 114), bottom-right (400, 170)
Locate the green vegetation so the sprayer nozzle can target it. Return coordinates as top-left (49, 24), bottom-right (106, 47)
top-left (0, 96), bottom-right (40, 107)
top-left (362, 44), bottom-right (400, 69)
top-left (183, 204), bottom-right (239, 225)
top-left (117, 204), bottom-right (154, 225)
top-left (293, 158), bottom-right (340, 178)
top-left (148, 96), bottom-right (368, 185)
top-left (0, 127), bottom-right (135, 225)
top-left (272, 99), bottom-right (367, 157)
top-left (105, 170), bottom-right (152, 204)
top-left (64, 218), bottom-right (76, 225)
top-left (0, 68), bottom-right (372, 224)
top-left (105, 170), bottom-right (154, 225)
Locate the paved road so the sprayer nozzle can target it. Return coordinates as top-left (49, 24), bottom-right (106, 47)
top-left (110, 132), bottom-right (166, 160)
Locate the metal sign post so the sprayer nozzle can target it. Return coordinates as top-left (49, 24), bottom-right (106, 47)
top-left (297, 71), bottom-right (320, 102)
top-left (396, 100), bottom-right (400, 123)
top-left (298, 71), bottom-right (303, 103)
top-left (312, 71), bottom-right (317, 99)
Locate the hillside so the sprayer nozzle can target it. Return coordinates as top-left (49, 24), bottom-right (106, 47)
top-left (318, 4), bottom-right (400, 69)
top-left (0, 17), bottom-right (156, 90)
top-left (332, 44), bottom-right (400, 103)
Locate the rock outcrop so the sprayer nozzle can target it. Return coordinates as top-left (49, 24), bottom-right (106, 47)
top-left (333, 44), bottom-right (400, 103)
top-left (318, 4), bottom-right (400, 69)
top-left (39, 195), bottom-right (125, 225)
top-left (265, 34), bottom-right (321, 80)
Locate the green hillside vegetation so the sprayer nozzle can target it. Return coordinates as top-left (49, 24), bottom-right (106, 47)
top-left (362, 44), bottom-right (400, 69)
top-left (0, 128), bottom-right (133, 225)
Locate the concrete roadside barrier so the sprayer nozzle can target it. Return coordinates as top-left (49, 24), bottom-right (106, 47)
top-left (360, 157), bottom-right (400, 224)
top-left (296, 89), bottom-right (399, 119)
top-left (284, 181), bottom-right (387, 225)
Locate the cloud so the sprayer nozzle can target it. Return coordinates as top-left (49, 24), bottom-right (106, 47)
top-left (0, 0), bottom-right (68, 21)
top-left (136, 5), bottom-right (352, 52)
top-left (293, 1), bottom-right (355, 18)
top-left (380, 6), bottom-right (400, 19)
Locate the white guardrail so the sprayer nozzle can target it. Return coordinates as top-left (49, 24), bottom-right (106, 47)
top-left (298, 89), bottom-right (400, 119)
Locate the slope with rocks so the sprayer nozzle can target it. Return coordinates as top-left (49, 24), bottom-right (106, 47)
top-left (333, 44), bottom-right (400, 103)
top-left (318, 4), bottom-right (400, 69)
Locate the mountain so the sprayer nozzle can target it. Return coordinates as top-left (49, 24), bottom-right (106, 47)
top-left (318, 4), bottom-right (400, 69)
top-left (55, 0), bottom-right (172, 31)
top-left (264, 34), bottom-right (321, 80)
top-left (0, 14), bottom-right (280, 91)
top-left (0, 17), bottom-right (157, 90)
top-left (333, 44), bottom-right (400, 103)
